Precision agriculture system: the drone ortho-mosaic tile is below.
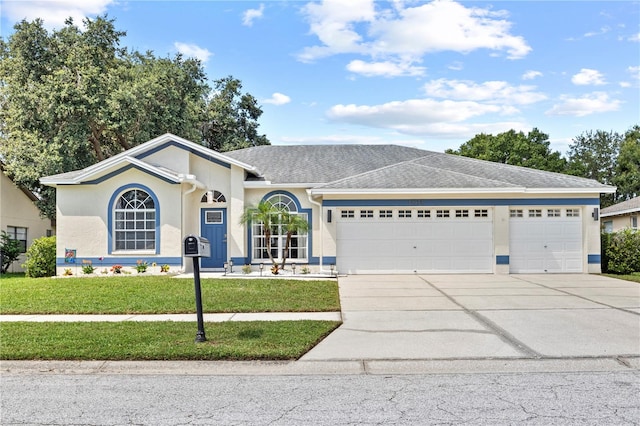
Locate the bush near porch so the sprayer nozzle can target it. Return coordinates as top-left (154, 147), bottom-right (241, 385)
top-left (601, 229), bottom-right (640, 274)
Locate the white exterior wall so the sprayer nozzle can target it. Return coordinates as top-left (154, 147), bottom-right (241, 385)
top-left (55, 169), bottom-right (183, 275)
top-left (1, 172), bottom-right (53, 272)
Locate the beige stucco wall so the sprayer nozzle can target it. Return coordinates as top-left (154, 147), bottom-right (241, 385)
top-left (1, 172), bottom-right (53, 272)
top-left (55, 169), bottom-right (183, 274)
top-left (602, 214), bottom-right (638, 233)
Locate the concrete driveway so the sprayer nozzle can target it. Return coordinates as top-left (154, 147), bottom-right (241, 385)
top-left (301, 274), bottom-right (640, 362)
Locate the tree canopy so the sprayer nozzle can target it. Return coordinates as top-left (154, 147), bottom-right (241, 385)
top-left (445, 128), bottom-right (567, 173)
top-left (0, 16), bottom-right (270, 219)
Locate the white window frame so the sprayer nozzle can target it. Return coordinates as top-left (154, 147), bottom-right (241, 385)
top-left (252, 194), bottom-right (308, 262)
top-left (113, 189), bottom-right (156, 251)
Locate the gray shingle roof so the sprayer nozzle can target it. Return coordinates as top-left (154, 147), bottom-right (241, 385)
top-left (601, 196), bottom-right (640, 215)
top-left (224, 145), bottom-right (429, 184)
top-left (226, 144), bottom-right (613, 191)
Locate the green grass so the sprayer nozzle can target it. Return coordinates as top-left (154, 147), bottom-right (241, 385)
top-left (0, 275), bottom-right (340, 314)
top-left (0, 321), bottom-right (341, 360)
top-left (603, 273), bottom-right (640, 283)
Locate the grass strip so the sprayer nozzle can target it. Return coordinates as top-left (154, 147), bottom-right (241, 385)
top-left (0, 321), bottom-right (340, 360)
top-left (0, 276), bottom-right (340, 314)
top-left (603, 273), bottom-right (640, 283)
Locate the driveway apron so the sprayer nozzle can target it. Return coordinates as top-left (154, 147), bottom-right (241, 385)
top-left (300, 274), bottom-right (640, 361)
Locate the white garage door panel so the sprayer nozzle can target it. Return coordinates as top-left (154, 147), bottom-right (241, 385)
top-left (337, 214), bottom-right (493, 274)
top-left (510, 215), bottom-right (582, 273)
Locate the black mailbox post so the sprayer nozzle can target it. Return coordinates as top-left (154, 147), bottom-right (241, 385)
top-left (183, 235), bottom-right (211, 343)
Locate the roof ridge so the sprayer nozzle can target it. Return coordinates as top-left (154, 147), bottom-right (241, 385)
top-left (317, 153), bottom-right (438, 188)
top-left (412, 159), bottom-right (519, 187)
top-left (434, 151), bottom-right (606, 185)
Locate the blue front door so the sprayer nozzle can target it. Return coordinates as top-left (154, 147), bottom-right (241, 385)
top-left (200, 208), bottom-right (227, 269)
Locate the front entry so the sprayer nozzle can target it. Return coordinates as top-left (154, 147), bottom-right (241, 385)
top-left (200, 208), bottom-right (227, 269)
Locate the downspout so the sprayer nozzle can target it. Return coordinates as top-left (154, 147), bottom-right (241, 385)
top-left (180, 174), bottom-right (206, 272)
top-left (306, 189), bottom-right (325, 274)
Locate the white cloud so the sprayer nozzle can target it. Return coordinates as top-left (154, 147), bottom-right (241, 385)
top-left (571, 68), bottom-right (606, 86)
top-left (299, 0), bottom-right (531, 66)
top-left (546, 92), bottom-right (621, 117)
top-left (263, 93), bottom-right (291, 105)
top-left (628, 33), bottom-right (640, 42)
top-left (422, 79), bottom-right (547, 105)
top-left (298, 0), bottom-right (376, 62)
top-left (448, 61), bottom-right (464, 71)
top-left (174, 42), bottom-right (212, 63)
top-left (327, 98), bottom-right (515, 135)
top-left (346, 59), bottom-right (426, 77)
top-left (242, 4), bottom-right (265, 27)
top-left (584, 26), bottom-right (610, 38)
top-left (2, 0), bottom-right (114, 29)
top-left (522, 70), bottom-right (543, 80)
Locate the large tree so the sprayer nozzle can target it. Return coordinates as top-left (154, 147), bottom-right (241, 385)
top-left (445, 128), bottom-right (567, 173)
top-left (566, 129), bottom-right (623, 207)
top-left (612, 125), bottom-right (640, 201)
top-left (1, 16), bottom-right (269, 219)
top-left (201, 76), bottom-right (270, 152)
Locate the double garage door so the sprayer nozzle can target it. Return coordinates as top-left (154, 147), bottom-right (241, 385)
top-left (335, 206), bottom-right (584, 274)
top-left (336, 207), bottom-right (493, 274)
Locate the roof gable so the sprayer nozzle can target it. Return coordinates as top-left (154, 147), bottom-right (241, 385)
top-left (41, 133), bottom-right (257, 185)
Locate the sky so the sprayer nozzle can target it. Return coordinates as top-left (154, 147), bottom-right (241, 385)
top-left (1, 0), bottom-right (639, 155)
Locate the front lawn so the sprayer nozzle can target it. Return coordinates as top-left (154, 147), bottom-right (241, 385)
top-left (0, 321), bottom-right (340, 360)
top-left (0, 275), bottom-right (340, 314)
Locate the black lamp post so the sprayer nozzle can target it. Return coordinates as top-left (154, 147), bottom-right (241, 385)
top-left (292, 262), bottom-right (296, 275)
top-left (259, 262), bottom-right (264, 277)
top-left (330, 263), bottom-right (335, 277)
top-left (229, 259), bottom-right (234, 273)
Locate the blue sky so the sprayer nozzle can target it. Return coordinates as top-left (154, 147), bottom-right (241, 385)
top-left (1, 1), bottom-right (638, 154)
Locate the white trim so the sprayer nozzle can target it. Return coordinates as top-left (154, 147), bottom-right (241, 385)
top-left (309, 187), bottom-right (613, 196)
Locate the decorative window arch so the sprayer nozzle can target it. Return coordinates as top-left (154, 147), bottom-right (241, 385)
top-left (266, 193), bottom-right (297, 212)
top-left (200, 190), bottom-right (226, 203)
top-left (251, 192), bottom-right (308, 262)
top-left (109, 185), bottom-right (159, 252)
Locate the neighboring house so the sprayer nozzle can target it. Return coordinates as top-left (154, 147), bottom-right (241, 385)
top-left (600, 196), bottom-right (640, 233)
top-left (1, 164), bottom-right (55, 272)
top-left (41, 133), bottom-right (615, 276)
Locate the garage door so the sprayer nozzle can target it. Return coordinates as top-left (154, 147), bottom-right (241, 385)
top-left (336, 207), bottom-right (493, 274)
top-left (509, 208), bottom-right (583, 273)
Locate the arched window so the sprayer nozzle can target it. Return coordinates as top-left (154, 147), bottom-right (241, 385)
top-left (114, 189), bottom-right (156, 251)
top-left (251, 193), bottom-right (308, 262)
top-left (267, 193), bottom-right (297, 212)
top-left (200, 190), bottom-right (226, 203)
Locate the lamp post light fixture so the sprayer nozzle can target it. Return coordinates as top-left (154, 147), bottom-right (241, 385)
top-left (223, 261), bottom-right (228, 276)
top-left (292, 262), bottom-right (296, 275)
top-left (229, 259), bottom-right (234, 273)
top-left (330, 264), bottom-right (335, 277)
top-left (259, 262), bottom-right (264, 277)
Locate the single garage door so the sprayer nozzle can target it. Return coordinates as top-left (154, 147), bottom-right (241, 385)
top-left (509, 207), bottom-right (583, 273)
top-left (336, 207), bottom-right (493, 274)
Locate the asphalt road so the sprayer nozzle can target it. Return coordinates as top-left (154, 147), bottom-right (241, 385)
top-left (2, 371), bottom-right (639, 425)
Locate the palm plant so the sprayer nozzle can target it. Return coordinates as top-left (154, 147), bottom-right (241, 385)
top-left (279, 210), bottom-right (310, 269)
top-left (239, 200), bottom-right (281, 267)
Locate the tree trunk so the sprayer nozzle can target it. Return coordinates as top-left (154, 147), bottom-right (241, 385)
top-left (280, 232), bottom-right (293, 269)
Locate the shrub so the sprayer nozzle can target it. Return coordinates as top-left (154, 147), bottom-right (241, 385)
top-left (1, 231), bottom-right (21, 273)
top-left (22, 236), bottom-right (56, 278)
top-left (605, 229), bottom-right (640, 274)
